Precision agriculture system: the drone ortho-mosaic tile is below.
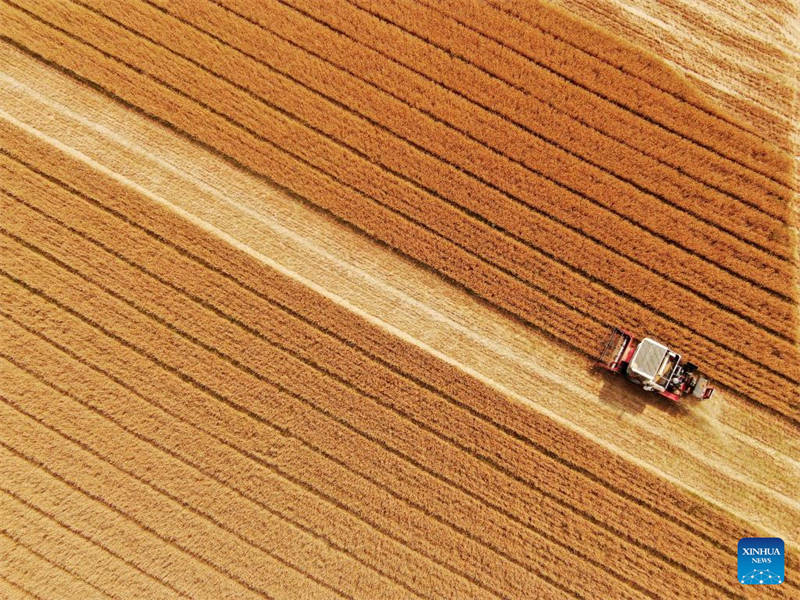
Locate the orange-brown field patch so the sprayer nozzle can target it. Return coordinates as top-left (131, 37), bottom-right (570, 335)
top-left (1, 0), bottom-right (798, 597)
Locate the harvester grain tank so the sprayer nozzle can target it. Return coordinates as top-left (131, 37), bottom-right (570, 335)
top-left (597, 327), bottom-right (715, 401)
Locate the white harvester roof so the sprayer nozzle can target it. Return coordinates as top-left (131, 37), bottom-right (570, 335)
top-left (628, 338), bottom-right (680, 390)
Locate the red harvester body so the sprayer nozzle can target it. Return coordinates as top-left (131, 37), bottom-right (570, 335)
top-left (597, 327), bottom-right (715, 402)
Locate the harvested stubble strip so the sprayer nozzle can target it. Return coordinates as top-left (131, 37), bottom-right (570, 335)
top-left (0, 18), bottom-right (796, 419)
top-left (187, 0), bottom-right (797, 304)
top-left (0, 487), bottom-right (175, 600)
top-left (72, 0), bottom-right (800, 372)
top-left (0, 233), bottom-right (581, 600)
top-left (15, 0), bottom-right (800, 385)
top-left (0, 529), bottom-right (106, 600)
top-left (0, 318), bottom-right (485, 600)
top-left (6, 9), bottom-right (798, 404)
top-left (421, 0), bottom-right (796, 207)
top-left (148, 0), bottom-right (797, 336)
top-left (1, 180), bottom-right (734, 599)
top-left (481, 0), bottom-right (793, 187)
top-left (0, 358), bottom-right (402, 600)
top-left (8, 137), bottom-right (799, 584)
top-left (0, 402), bottom-right (343, 600)
top-left (0, 7), bottom-right (604, 348)
top-left (285, 0), bottom-right (792, 254)
top-left (0, 187), bottom-right (758, 599)
top-left (0, 208), bottom-right (688, 600)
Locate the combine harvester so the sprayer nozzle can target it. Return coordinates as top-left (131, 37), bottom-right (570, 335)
top-left (597, 328), bottom-right (715, 401)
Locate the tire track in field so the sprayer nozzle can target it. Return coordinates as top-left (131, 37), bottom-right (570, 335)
top-left (5, 0), bottom-right (799, 387)
top-left (0, 190), bottom-right (764, 596)
top-left (0, 193), bottom-right (700, 600)
top-left (0, 10), bottom-right (795, 416)
top-left (1, 117), bottom-right (792, 564)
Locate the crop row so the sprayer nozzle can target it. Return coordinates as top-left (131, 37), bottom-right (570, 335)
top-left (433, 0), bottom-right (795, 160)
top-left (0, 440), bottom-right (274, 600)
top-left (0, 6), bottom-right (605, 346)
top-left (11, 0), bottom-right (800, 379)
top-left (164, 0), bottom-right (797, 322)
top-left (3, 185), bottom-right (758, 598)
top-left (0, 354), bottom-right (406, 600)
top-left (1, 301), bottom-right (497, 600)
top-left (0, 282), bottom-right (500, 600)
top-left (0, 240), bottom-right (636, 597)
top-left (0, 173), bottom-right (779, 598)
top-left (480, 0), bottom-right (794, 187)
top-left (3, 109), bottom-right (796, 584)
top-left (2, 200), bottom-right (706, 599)
top-left (165, 0), bottom-right (796, 284)
top-left (0, 8), bottom-right (796, 417)
top-left (359, 0), bottom-right (793, 204)
top-left (6, 121), bottom-right (788, 583)
top-left (0, 486), bottom-right (176, 599)
top-left (0, 524), bottom-right (106, 600)
top-left (285, 0), bottom-right (792, 247)
top-left (0, 398), bottom-right (344, 600)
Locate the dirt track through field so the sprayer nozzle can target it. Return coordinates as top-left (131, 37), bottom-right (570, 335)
top-left (1, 0), bottom-right (798, 597)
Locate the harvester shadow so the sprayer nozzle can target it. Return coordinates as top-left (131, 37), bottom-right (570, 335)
top-left (595, 369), bottom-right (686, 418)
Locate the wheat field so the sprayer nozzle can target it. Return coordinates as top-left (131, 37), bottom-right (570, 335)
top-left (1, 0), bottom-right (798, 598)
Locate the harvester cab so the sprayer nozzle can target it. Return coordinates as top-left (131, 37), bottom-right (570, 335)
top-left (597, 328), bottom-right (715, 402)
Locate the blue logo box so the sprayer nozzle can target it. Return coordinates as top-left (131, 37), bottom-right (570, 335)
top-left (738, 538), bottom-right (784, 585)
